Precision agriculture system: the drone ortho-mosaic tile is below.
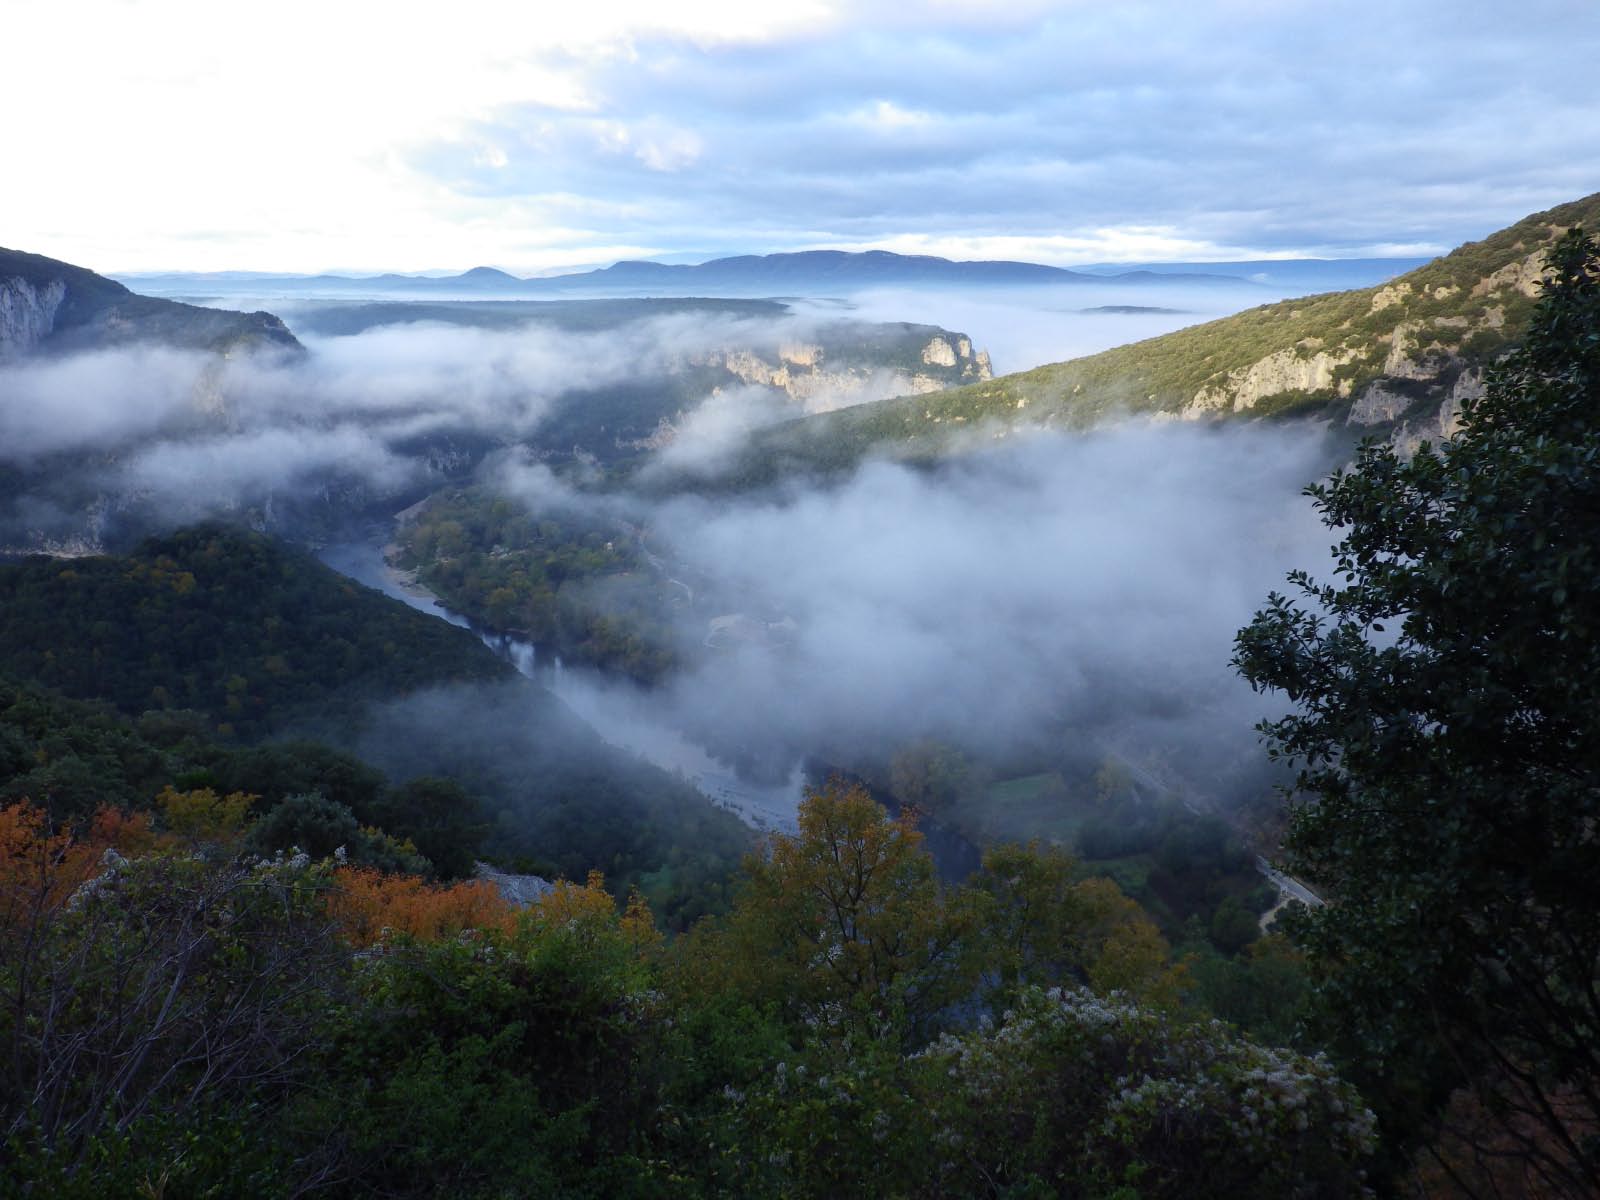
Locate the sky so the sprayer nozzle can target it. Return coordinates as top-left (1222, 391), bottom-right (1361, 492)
top-left (5, 0), bottom-right (1600, 274)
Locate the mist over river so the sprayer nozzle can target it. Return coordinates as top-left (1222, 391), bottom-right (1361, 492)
top-left (318, 536), bottom-right (804, 832)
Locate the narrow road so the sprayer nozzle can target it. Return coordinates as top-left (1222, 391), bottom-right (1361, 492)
top-left (616, 518), bottom-right (694, 605)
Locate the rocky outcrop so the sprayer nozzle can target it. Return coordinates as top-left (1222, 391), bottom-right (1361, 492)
top-left (0, 276), bottom-right (67, 360)
top-left (694, 323), bottom-right (992, 411)
top-left (1166, 224), bottom-right (1573, 448)
top-left (777, 341), bottom-right (822, 367)
top-left (1471, 249), bottom-right (1547, 299)
top-left (1387, 367), bottom-right (1481, 456)
top-left (1347, 383), bottom-right (1413, 426)
top-left (474, 861), bottom-right (553, 906)
top-left (1186, 346), bottom-right (1357, 416)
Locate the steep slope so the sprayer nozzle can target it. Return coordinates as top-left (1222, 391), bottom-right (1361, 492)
top-left (0, 528), bottom-right (752, 922)
top-left (284, 300), bottom-right (993, 462)
top-left (730, 191), bottom-right (1600, 478)
top-left (0, 246), bottom-right (302, 360)
top-left (0, 523), bottom-right (508, 737)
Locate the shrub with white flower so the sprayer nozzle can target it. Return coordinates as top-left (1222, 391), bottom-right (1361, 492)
top-left (913, 986), bottom-right (1376, 1199)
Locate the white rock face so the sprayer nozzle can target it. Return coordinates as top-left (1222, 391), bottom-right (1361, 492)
top-left (921, 336), bottom-right (958, 367)
top-left (778, 341), bottom-right (823, 367)
top-left (697, 334), bottom-right (989, 412)
top-left (1349, 383), bottom-right (1413, 426)
top-left (1471, 249), bottom-right (1548, 299)
top-left (1187, 346), bottom-right (1357, 415)
top-left (1370, 281), bottom-right (1412, 313)
top-left (473, 861), bottom-right (553, 906)
top-left (0, 276), bottom-right (66, 361)
top-left (1382, 323), bottom-right (1445, 380)
top-left (720, 349), bottom-right (788, 388)
top-left (1386, 367), bottom-right (1481, 456)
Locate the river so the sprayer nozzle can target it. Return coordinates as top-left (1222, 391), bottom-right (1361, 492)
top-left (316, 536), bottom-right (804, 833)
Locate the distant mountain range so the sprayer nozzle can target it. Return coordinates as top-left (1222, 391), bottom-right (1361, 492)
top-left (0, 246), bottom-right (302, 361)
top-left (111, 248), bottom-right (1425, 303)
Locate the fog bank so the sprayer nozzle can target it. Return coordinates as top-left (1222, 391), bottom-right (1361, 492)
top-left (531, 422), bottom-right (1336, 804)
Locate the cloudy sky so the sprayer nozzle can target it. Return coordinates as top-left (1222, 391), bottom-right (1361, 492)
top-left (6, 0), bottom-right (1598, 274)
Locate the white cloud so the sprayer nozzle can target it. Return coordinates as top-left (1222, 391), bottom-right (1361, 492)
top-left (827, 228), bottom-right (1258, 266)
top-left (555, 422), bottom-right (1340, 790)
top-left (5, 0), bottom-right (1599, 272)
top-left (846, 100), bottom-right (937, 131)
top-left (2, 0), bottom-right (830, 272)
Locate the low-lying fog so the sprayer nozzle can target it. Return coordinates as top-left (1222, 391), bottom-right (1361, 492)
top-left (2, 288), bottom-right (1339, 818)
top-left (2, 277), bottom-right (1286, 519)
top-left (499, 422), bottom-right (1335, 804)
top-left (168, 275), bottom-right (1290, 377)
top-left (805, 280), bottom-right (1287, 375)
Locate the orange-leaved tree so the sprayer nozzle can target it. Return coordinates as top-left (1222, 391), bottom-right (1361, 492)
top-left (0, 800), bottom-right (159, 928)
top-left (327, 866), bottom-right (516, 945)
top-left (327, 865), bottom-right (661, 949)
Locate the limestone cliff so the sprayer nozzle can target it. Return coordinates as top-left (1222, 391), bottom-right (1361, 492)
top-left (690, 326), bottom-right (991, 413)
top-left (0, 276), bottom-right (67, 359)
top-left (1164, 233), bottom-right (1560, 444)
top-left (0, 246), bottom-right (302, 362)
top-left (1188, 345), bottom-right (1360, 415)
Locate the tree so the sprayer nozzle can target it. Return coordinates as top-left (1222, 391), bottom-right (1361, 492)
top-left (1233, 229), bottom-right (1600, 1196)
top-left (973, 840), bottom-right (1186, 1011)
top-left (371, 775), bottom-right (490, 880)
top-left (248, 791), bottom-right (429, 875)
top-left (0, 803), bottom-right (345, 1190)
top-left (912, 987), bottom-right (1375, 1200)
top-left (888, 738), bottom-right (979, 817)
top-left (703, 780), bottom-right (979, 1038)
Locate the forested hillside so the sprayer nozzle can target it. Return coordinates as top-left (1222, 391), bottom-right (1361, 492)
top-left (4, 231), bottom-right (1596, 1196)
top-left (0, 524), bottom-right (509, 738)
top-left (0, 526), bottom-right (752, 924)
top-left (394, 490), bottom-right (681, 682)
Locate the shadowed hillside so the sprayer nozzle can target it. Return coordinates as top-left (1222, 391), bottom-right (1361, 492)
top-left (0, 246), bottom-right (302, 360)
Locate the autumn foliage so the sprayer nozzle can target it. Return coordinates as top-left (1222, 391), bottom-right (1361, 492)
top-left (327, 866), bottom-right (517, 944)
top-left (0, 800), bottom-right (159, 926)
top-left (325, 864), bottom-right (661, 948)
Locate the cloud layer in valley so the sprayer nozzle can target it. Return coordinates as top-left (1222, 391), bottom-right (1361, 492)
top-left (518, 422), bottom-right (1339, 805)
top-left (0, 305), bottom-right (915, 523)
top-left (1, 277), bottom-right (1271, 542)
top-left (1, 299), bottom-right (1343, 814)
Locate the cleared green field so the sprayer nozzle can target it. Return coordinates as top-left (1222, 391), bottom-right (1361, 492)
top-left (943, 771), bottom-right (1088, 844)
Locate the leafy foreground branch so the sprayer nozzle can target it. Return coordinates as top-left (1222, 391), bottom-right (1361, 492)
top-left (1235, 229), bottom-right (1600, 1197)
top-left (2, 783), bottom-right (1373, 1198)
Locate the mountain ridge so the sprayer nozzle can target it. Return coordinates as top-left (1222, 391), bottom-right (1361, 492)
top-left (0, 246), bottom-right (303, 360)
top-left (715, 190), bottom-right (1600, 480)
